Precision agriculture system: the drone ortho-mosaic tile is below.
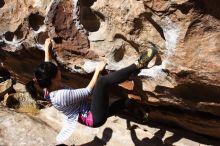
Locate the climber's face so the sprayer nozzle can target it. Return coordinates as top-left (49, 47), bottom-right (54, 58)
top-left (51, 69), bottom-right (61, 85)
top-left (56, 69), bottom-right (61, 82)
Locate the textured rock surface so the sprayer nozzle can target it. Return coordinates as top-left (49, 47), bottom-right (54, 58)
top-left (1, 106), bottom-right (219, 146)
top-left (0, 0), bottom-right (220, 139)
top-left (0, 105), bottom-right (57, 146)
top-left (38, 107), bottom-right (219, 146)
top-left (0, 79), bottom-right (13, 100)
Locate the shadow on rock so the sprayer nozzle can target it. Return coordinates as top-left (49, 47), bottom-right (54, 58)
top-left (56, 127), bottom-right (113, 146)
top-left (127, 120), bottom-right (169, 146)
top-left (80, 127), bottom-right (113, 146)
top-left (123, 114), bottom-right (219, 146)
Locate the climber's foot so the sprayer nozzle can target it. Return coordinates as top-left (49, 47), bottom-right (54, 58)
top-left (137, 47), bottom-right (158, 69)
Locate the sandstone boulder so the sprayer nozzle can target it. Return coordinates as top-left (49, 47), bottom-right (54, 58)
top-left (37, 107), bottom-right (220, 146)
top-left (0, 79), bottom-right (13, 100)
top-left (0, 0), bottom-right (220, 139)
top-left (0, 105), bottom-right (57, 146)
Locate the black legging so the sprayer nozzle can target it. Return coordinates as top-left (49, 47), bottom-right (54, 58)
top-left (91, 64), bottom-right (139, 127)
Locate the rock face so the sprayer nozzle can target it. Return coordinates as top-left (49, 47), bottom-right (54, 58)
top-left (0, 105), bottom-right (58, 146)
top-left (0, 0), bottom-right (220, 139)
top-left (0, 79), bottom-right (13, 100)
top-left (37, 107), bottom-right (220, 146)
top-left (0, 106), bottom-right (219, 146)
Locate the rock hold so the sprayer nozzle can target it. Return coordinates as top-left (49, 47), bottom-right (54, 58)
top-left (0, 79), bottom-right (13, 100)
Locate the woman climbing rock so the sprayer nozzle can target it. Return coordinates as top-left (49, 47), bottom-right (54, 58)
top-left (28, 38), bottom-right (157, 144)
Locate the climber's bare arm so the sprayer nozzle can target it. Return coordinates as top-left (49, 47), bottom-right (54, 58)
top-left (87, 62), bottom-right (106, 90)
top-left (44, 38), bottom-right (53, 62)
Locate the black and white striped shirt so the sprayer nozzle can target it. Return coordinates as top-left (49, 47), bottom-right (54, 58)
top-left (49, 86), bottom-right (92, 143)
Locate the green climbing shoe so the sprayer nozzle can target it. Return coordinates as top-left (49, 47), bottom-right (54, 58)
top-left (138, 47), bottom-right (158, 68)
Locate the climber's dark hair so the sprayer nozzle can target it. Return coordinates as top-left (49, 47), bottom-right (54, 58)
top-left (26, 79), bottom-right (38, 99)
top-left (34, 62), bottom-right (58, 89)
top-left (25, 62), bottom-right (58, 99)
top-left (0, 67), bottom-right (11, 83)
